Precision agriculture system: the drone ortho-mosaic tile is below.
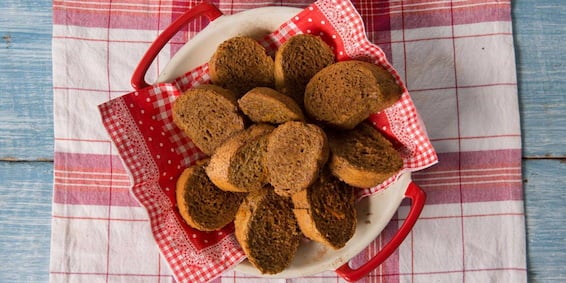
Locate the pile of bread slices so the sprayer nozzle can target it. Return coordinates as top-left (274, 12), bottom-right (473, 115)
top-left (173, 34), bottom-right (404, 274)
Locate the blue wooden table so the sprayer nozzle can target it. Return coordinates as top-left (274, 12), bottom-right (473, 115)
top-left (0, 0), bottom-right (564, 282)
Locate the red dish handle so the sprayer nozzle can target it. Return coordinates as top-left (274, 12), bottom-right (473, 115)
top-left (131, 2), bottom-right (223, 90)
top-left (336, 182), bottom-right (426, 282)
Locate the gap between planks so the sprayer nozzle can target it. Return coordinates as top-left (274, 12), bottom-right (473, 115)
top-left (0, 158), bottom-right (53, 162)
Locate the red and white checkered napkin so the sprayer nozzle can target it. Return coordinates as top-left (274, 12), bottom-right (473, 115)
top-left (99, 0), bottom-right (437, 282)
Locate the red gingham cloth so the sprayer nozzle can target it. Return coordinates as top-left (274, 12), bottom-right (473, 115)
top-left (51, 0), bottom-right (526, 282)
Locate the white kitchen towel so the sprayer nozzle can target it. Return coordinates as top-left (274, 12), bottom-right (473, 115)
top-left (51, 0), bottom-right (525, 282)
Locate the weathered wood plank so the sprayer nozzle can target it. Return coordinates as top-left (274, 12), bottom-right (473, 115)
top-left (512, 0), bottom-right (566, 158)
top-left (0, 0), bottom-right (53, 160)
top-left (0, 0), bottom-right (564, 160)
top-left (0, 161), bottom-right (52, 283)
top-left (0, 160), bottom-right (563, 282)
top-left (523, 159), bottom-right (566, 282)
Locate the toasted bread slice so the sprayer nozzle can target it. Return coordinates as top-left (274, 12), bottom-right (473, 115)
top-left (354, 60), bottom-right (402, 108)
top-left (328, 123), bottom-right (403, 188)
top-left (172, 84), bottom-right (245, 156)
top-left (292, 168), bottom-right (356, 249)
top-left (209, 36), bottom-right (274, 96)
top-left (206, 124), bottom-right (275, 193)
top-left (176, 159), bottom-right (246, 231)
top-left (234, 187), bottom-right (302, 274)
top-left (265, 121), bottom-right (329, 197)
top-left (304, 60), bottom-right (401, 130)
top-left (238, 87), bottom-right (305, 124)
top-left (274, 34), bottom-right (335, 105)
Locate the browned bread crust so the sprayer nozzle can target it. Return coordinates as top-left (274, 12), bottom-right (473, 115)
top-left (234, 187), bottom-right (302, 274)
top-left (274, 34), bottom-right (335, 105)
top-left (176, 159), bottom-right (246, 231)
top-left (304, 60), bottom-right (401, 130)
top-left (328, 123), bottom-right (403, 188)
top-left (356, 60), bottom-right (402, 108)
top-left (172, 84), bottom-right (245, 156)
top-left (238, 87), bottom-right (305, 124)
top-left (265, 121), bottom-right (329, 197)
top-left (209, 36), bottom-right (275, 96)
top-left (206, 124), bottom-right (274, 192)
top-left (292, 168), bottom-right (356, 249)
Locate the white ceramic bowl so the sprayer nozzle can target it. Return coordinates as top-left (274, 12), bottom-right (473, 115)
top-left (153, 6), bottom-right (419, 279)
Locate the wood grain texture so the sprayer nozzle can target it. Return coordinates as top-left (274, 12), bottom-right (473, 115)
top-left (0, 162), bottom-right (52, 283)
top-left (1, 160), bottom-right (563, 283)
top-left (523, 160), bottom-right (566, 282)
top-left (0, 0), bottom-right (54, 160)
top-left (512, 0), bottom-right (566, 158)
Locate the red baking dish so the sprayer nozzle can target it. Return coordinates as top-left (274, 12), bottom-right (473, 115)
top-left (100, 1), bottom-right (438, 282)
